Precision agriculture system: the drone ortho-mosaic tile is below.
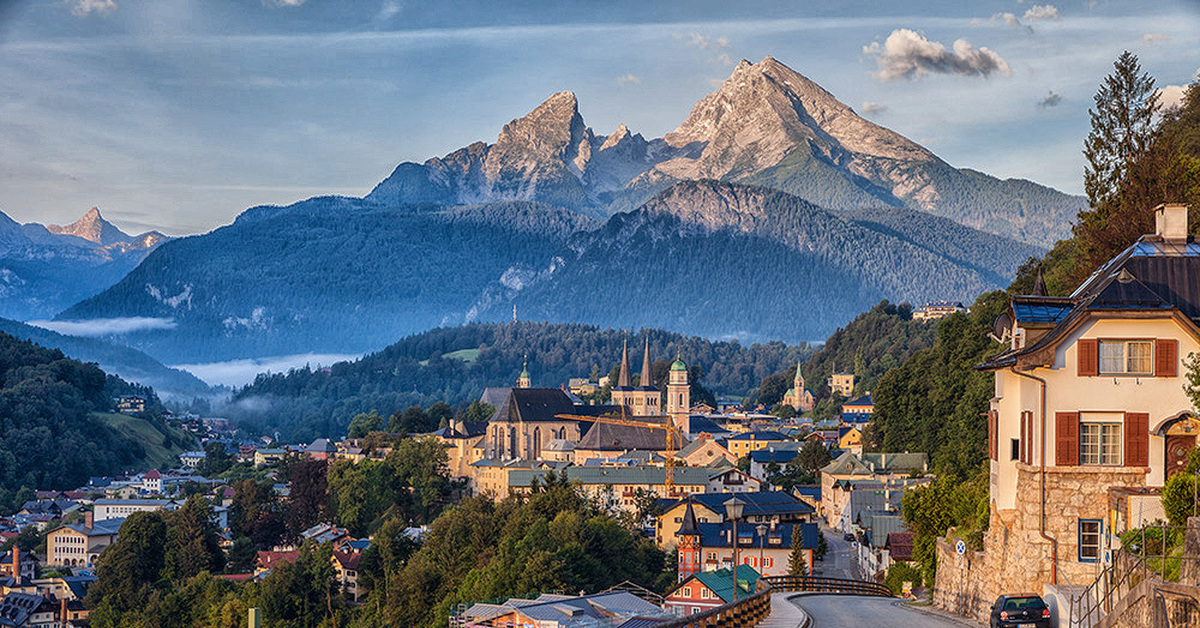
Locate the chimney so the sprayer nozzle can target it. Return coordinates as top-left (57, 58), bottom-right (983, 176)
top-left (85, 510), bottom-right (94, 530)
top-left (11, 546), bottom-right (18, 579)
top-left (60, 598), bottom-right (68, 623)
top-left (1155, 203), bottom-right (1189, 243)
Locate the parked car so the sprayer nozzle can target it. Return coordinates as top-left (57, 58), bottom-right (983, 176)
top-left (989, 594), bottom-right (1051, 628)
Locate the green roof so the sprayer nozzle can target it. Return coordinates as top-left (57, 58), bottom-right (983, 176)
top-left (671, 358), bottom-right (687, 372)
top-left (689, 565), bottom-right (760, 602)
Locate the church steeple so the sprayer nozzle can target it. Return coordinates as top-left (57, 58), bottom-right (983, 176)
top-left (677, 498), bottom-right (702, 582)
top-left (637, 337), bottom-right (655, 390)
top-left (517, 355), bottom-right (531, 389)
top-left (617, 339), bottom-right (632, 388)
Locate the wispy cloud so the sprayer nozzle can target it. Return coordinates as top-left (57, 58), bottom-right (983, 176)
top-left (864, 29), bottom-right (1012, 81)
top-left (267, 0), bottom-right (306, 7)
top-left (1143, 33), bottom-right (1170, 45)
top-left (1038, 91), bottom-right (1062, 107)
top-left (374, 0), bottom-right (402, 25)
top-left (173, 353), bottom-right (361, 388)
top-left (861, 101), bottom-right (887, 114)
top-left (1023, 5), bottom-right (1060, 22)
top-left (29, 317), bottom-right (177, 336)
top-left (616, 74), bottom-right (641, 85)
top-left (990, 13), bottom-right (1026, 29)
top-left (67, 0), bottom-right (117, 18)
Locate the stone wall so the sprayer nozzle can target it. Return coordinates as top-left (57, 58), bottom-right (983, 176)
top-left (934, 463), bottom-right (1147, 623)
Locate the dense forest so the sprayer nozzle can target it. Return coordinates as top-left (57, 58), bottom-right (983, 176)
top-left (747, 300), bottom-right (937, 409)
top-left (482, 180), bottom-right (1041, 344)
top-left (85, 443), bottom-right (669, 628)
top-left (0, 331), bottom-right (192, 512)
top-left (224, 322), bottom-right (815, 441)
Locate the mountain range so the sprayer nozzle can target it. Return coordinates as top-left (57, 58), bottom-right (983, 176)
top-left (0, 207), bottom-right (168, 320)
top-left (54, 56), bottom-right (1073, 366)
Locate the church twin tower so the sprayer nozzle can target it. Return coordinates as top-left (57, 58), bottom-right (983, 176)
top-left (609, 338), bottom-right (690, 430)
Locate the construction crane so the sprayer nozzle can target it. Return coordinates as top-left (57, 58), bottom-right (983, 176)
top-left (554, 412), bottom-right (687, 495)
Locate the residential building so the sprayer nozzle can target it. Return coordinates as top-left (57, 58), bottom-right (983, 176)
top-left (655, 492), bottom-right (815, 549)
top-left (460, 591), bottom-right (672, 628)
top-left (913, 301), bottom-right (967, 322)
top-left (675, 434), bottom-right (736, 468)
top-left (0, 592), bottom-right (61, 628)
top-left (331, 544), bottom-right (365, 602)
top-left (141, 470), bottom-right (162, 493)
top-left (725, 431), bottom-right (791, 458)
top-left (306, 438), bottom-right (336, 461)
top-left (508, 467), bottom-right (717, 510)
top-left (664, 565), bottom-right (760, 616)
top-left (47, 517), bottom-right (125, 567)
top-left (837, 427), bottom-right (863, 454)
top-left (747, 444), bottom-right (803, 481)
top-left (254, 448), bottom-right (286, 467)
top-left (828, 372), bottom-right (855, 397)
top-left (938, 204), bottom-right (1200, 620)
top-left (431, 421), bottom-right (488, 477)
top-left (116, 395), bottom-right (145, 414)
top-left (178, 451), bottom-right (206, 469)
top-left (255, 550), bottom-right (301, 576)
top-left (92, 499), bottom-right (175, 522)
top-left (841, 393), bottom-right (874, 415)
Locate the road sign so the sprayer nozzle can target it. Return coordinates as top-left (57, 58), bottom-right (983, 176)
top-left (955, 540), bottom-right (966, 555)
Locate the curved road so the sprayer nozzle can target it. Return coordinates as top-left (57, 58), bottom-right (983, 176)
top-left (790, 594), bottom-right (981, 628)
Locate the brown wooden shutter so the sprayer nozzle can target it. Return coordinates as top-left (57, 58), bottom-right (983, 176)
top-left (1155, 339), bottom-right (1178, 377)
top-left (1078, 339), bottom-right (1099, 376)
top-left (1019, 412), bottom-right (1028, 464)
top-left (988, 410), bottom-right (998, 461)
top-left (1027, 411), bottom-right (1036, 465)
top-left (1056, 412), bottom-right (1079, 466)
top-left (1124, 412), bottom-right (1149, 467)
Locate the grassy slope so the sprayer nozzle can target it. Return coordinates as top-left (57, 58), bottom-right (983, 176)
top-left (95, 412), bottom-right (194, 470)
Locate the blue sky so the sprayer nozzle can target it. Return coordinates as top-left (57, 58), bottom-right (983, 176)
top-left (1, 0), bottom-right (1197, 235)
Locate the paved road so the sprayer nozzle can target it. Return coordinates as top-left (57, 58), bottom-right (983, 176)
top-left (815, 524), bottom-right (861, 580)
top-left (791, 595), bottom-right (980, 628)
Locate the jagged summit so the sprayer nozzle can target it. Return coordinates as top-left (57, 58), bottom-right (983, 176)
top-left (47, 207), bottom-right (130, 246)
top-left (366, 55), bottom-right (1082, 246)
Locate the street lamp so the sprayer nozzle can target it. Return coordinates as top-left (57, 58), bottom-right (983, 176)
top-left (724, 497), bottom-right (745, 600)
top-left (756, 523), bottom-right (768, 575)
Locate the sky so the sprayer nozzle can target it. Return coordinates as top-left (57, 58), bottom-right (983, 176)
top-left (1, 0), bottom-right (1198, 236)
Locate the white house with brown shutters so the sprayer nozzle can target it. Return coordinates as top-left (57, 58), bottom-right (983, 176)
top-left (936, 204), bottom-right (1200, 622)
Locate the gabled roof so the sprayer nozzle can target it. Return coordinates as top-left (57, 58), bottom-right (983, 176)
top-left (749, 448), bottom-right (801, 464)
top-left (576, 421), bottom-right (671, 452)
top-left (684, 565), bottom-right (760, 603)
top-left (657, 491), bottom-right (814, 518)
top-left (464, 591), bottom-right (671, 626)
top-left (489, 388), bottom-right (579, 423)
top-left (820, 452), bottom-right (874, 476)
top-left (697, 522), bottom-right (817, 551)
top-left (480, 386), bottom-right (512, 408)
top-left (860, 452), bottom-right (928, 474)
top-left (844, 394), bottom-right (873, 407)
top-left (980, 235), bottom-right (1200, 371)
top-left (308, 438), bottom-right (336, 453)
top-left (686, 416), bottom-right (730, 436)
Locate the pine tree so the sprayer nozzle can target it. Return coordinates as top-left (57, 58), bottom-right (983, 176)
top-left (1083, 51), bottom-right (1159, 211)
top-left (787, 526), bottom-right (809, 576)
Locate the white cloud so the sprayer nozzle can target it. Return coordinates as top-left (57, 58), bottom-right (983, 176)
top-left (1038, 91), bottom-right (1062, 107)
top-left (1156, 84), bottom-right (1188, 111)
top-left (992, 13), bottom-right (1024, 28)
top-left (1023, 5), bottom-right (1060, 22)
top-left (267, 0), bottom-right (306, 7)
top-left (28, 317), bottom-right (177, 336)
top-left (864, 29), bottom-right (1012, 81)
top-left (67, 0), bottom-right (117, 17)
top-left (686, 32), bottom-right (729, 50)
top-left (861, 101), bottom-right (888, 114)
top-left (616, 74), bottom-right (641, 85)
top-left (1143, 33), bottom-right (1170, 45)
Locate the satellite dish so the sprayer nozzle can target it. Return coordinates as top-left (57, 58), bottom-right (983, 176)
top-left (992, 312), bottom-right (1013, 342)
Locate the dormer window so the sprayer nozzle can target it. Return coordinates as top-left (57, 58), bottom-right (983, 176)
top-left (1099, 340), bottom-right (1153, 375)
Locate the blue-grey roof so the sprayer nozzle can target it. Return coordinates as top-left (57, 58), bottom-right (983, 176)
top-left (697, 522), bottom-right (817, 551)
top-left (728, 430), bottom-right (789, 441)
top-left (687, 416), bottom-right (730, 435)
top-left (657, 491), bottom-right (813, 518)
top-left (844, 394), bottom-right (873, 407)
top-left (749, 448), bottom-right (801, 464)
top-left (1012, 302), bottom-right (1073, 324)
top-left (793, 486), bottom-right (821, 501)
top-left (465, 591), bottom-right (671, 627)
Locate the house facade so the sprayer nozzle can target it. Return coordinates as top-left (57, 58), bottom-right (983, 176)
top-left (664, 565), bottom-right (760, 616)
top-left (939, 204), bottom-right (1200, 621)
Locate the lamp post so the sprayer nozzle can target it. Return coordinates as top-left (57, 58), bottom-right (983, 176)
top-left (724, 497), bottom-right (745, 600)
top-left (756, 523), bottom-right (768, 575)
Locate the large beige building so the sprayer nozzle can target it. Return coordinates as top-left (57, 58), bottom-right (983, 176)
top-left (938, 204), bottom-right (1200, 621)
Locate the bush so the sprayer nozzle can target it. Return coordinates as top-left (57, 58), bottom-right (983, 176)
top-left (883, 562), bottom-right (923, 595)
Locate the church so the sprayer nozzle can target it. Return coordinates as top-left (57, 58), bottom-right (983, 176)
top-left (780, 361), bottom-right (814, 412)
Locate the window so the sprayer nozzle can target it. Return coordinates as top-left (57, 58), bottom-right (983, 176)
top-left (1080, 422), bottom-right (1121, 465)
top-left (1099, 340), bottom-right (1153, 375)
top-left (701, 588), bottom-right (710, 599)
top-left (706, 552), bottom-right (717, 561)
top-left (1010, 438), bottom-right (1020, 461)
top-left (1079, 519), bottom-right (1102, 562)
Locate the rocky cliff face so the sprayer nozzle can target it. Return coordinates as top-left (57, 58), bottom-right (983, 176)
top-left (368, 56), bottom-right (1081, 246)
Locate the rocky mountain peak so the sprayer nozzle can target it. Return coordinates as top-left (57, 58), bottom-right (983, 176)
top-left (46, 207), bottom-right (131, 246)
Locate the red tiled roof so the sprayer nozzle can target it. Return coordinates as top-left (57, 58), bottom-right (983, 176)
top-left (144, 470), bottom-right (161, 479)
top-left (333, 550), bottom-right (363, 571)
top-left (886, 532), bottom-right (914, 562)
top-left (256, 550), bottom-right (301, 570)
